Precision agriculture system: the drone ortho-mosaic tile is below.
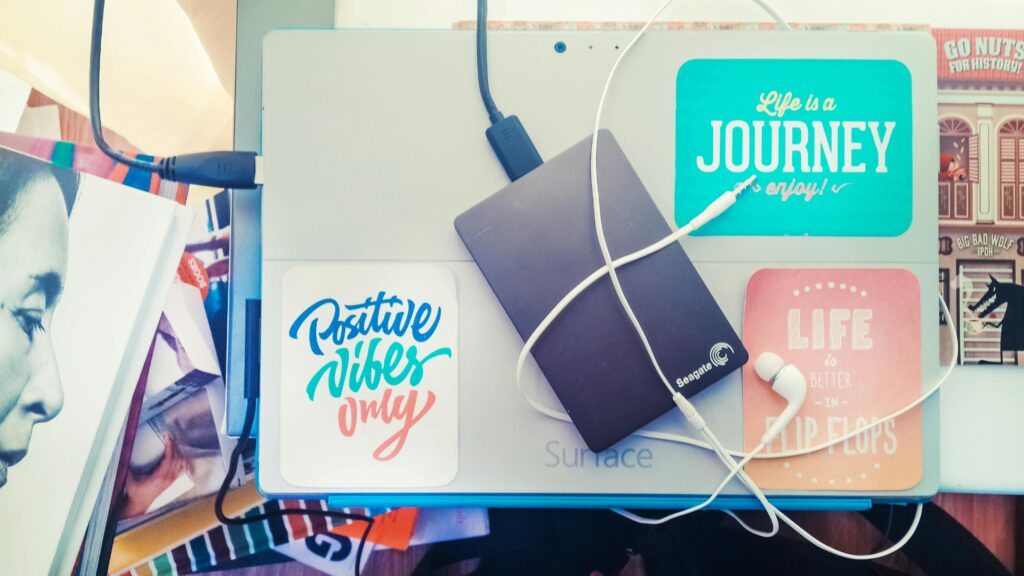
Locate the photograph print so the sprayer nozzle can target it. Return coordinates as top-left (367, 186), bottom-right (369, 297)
top-left (0, 149), bottom-right (76, 489)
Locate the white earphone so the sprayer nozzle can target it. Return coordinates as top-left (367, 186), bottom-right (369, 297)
top-left (753, 352), bottom-right (807, 446)
top-left (515, 0), bottom-right (960, 561)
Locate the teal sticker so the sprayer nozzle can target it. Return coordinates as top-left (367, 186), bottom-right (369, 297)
top-left (675, 59), bottom-right (913, 236)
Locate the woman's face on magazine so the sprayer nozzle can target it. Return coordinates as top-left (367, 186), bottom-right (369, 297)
top-left (0, 176), bottom-right (68, 488)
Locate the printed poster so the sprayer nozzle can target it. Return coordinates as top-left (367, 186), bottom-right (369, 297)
top-left (742, 269), bottom-right (922, 490)
top-left (676, 59), bottom-right (913, 236)
top-left (279, 263), bottom-right (458, 488)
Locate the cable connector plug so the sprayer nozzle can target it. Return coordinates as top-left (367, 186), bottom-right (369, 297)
top-left (485, 115), bottom-right (543, 181)
top-left (158, 151), bottom-right (262, 189)
top-left (673, 392), bottom-right (706, 431)
top-left (688, 175), bottom-right (756, 231)
top-left (731, 175), bottom-right (757, 198)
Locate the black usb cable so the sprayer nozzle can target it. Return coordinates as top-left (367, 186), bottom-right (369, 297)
top-left (210, 301), bottom-right (373, 576)
top-left (476, 0), bottom-right (543, 181)
top-left (88, 4), bottom-right (372, 574)
top-left (214, 391), bottom-right (374, 576)
top-left (89, 0), bottom-right (261, 188)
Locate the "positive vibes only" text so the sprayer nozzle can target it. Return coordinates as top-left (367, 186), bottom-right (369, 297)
top-left (289, 292), bottom-right (452, 461)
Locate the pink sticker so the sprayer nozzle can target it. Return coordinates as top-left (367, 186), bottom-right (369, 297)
top-left (742, 269), bottom-right (922, 491)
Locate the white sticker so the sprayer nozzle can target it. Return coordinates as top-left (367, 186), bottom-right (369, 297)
top-left (279, 263), bottom-right (458, 488)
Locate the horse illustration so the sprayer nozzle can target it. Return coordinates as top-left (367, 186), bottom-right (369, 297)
top-left (969, 274), bottom-right (1024, 364)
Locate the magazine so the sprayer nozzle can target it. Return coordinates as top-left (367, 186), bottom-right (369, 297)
top-left (0, 146), bottom-right (192, 575)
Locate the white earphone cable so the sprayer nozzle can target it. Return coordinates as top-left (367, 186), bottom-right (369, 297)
top-left (585, 0), bottom-right (785, 545)
top-left (751, 0), bottom-right (794, 31)
top-left (520, 293), bottom-right (958, 460)
top-left (517, 0), bottom-right (950, 559)
top-left (588, 0), bottom-right (679, 401)
top-left (611, 442), bottom-right (766, 526)
top-left (513, 0), bottom-right (959, 463)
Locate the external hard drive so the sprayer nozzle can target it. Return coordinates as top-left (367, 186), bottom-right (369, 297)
top-left (455, 131), bottom-right (747, 452)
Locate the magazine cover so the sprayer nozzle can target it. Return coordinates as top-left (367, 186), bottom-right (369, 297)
top-left (0, 146), bottom-right (191, 575)
top-left (0, 132), bottom-right (210, 574)
top-left (115, 192), bottom-right (239, 531)
top-left (935, 29), bottom-right (1024, 366)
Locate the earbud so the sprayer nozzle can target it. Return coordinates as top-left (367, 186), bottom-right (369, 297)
top-left (754, 352), bottom-right (807, 446)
